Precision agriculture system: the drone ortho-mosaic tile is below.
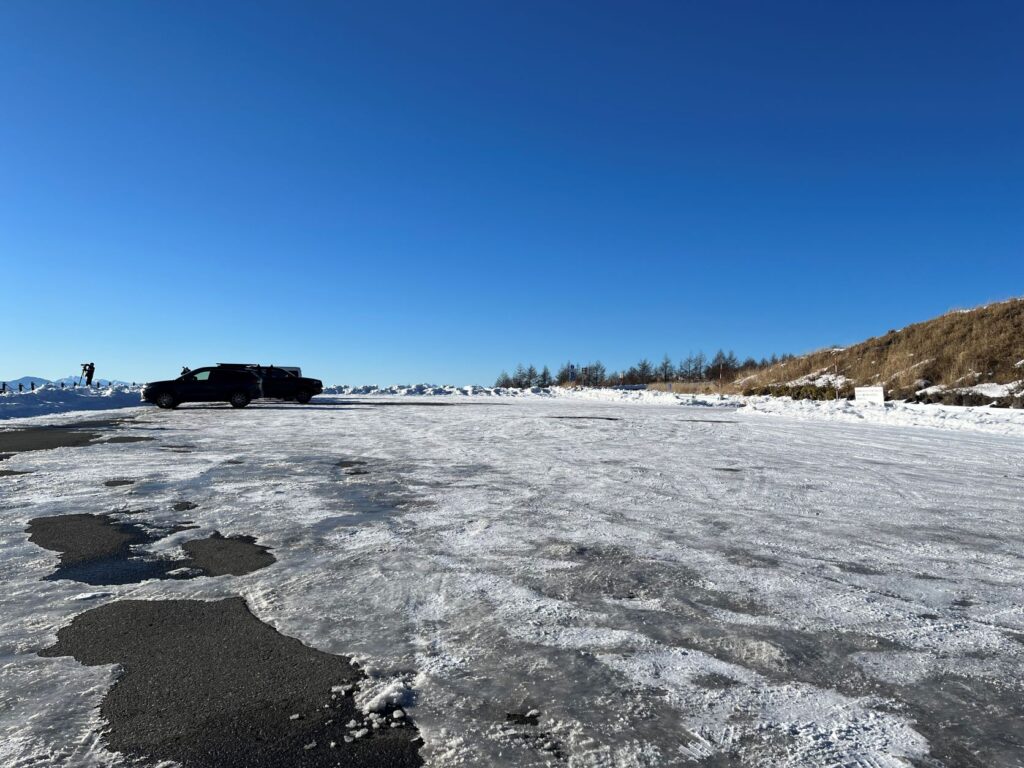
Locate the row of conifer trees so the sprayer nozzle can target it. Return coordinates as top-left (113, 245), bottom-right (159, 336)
top-left (495, 351), bottom-right (793, 388)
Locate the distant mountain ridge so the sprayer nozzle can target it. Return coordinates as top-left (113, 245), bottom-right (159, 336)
top-left (739, 297), bottom-right (1024, 399)
top-left (3, 376), bottom-right (51, 389)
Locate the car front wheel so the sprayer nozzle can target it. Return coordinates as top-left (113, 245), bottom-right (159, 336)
top-left (156, 393), bottom-right (178, 410)
top-left (295, 390), bottom-right (312, 404)
top-left (229, 391), bottom-right (251, 408)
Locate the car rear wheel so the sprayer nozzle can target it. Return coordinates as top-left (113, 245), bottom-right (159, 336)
top-left (295, 390), bottom-right (312, 404)
top-left (156, 393), bottom-right (178, 409)
top-left (229, 391), bottom-right (251, 408)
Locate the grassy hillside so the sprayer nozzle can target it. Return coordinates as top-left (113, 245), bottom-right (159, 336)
top-left (735, 297), bottom-right (1024, 401)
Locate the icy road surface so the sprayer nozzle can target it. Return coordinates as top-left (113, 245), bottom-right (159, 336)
top-left (2, 396), bottom-right (1023, 767)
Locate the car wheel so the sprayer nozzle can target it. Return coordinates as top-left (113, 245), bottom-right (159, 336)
top-left (156, 393), bottom-right (178, 409)
top-left (295, 390), bottom-right (312, 404)
top-left (229, 391), bottom-right (251, 408)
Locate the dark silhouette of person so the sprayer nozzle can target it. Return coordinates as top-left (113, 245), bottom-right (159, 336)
top-left (85, 363), bottom-right (95, 387)
top-left (19, 383), bottom-right (24, 392)
top-left (1, 382), bottom-right (5, 393)
top-left (61, 382), bottom-right (65, 389)
top-left (30, 382), bottom-right (35, 391)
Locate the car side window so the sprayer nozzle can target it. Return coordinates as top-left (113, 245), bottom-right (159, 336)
top-left (192, 371), bottom-right (211, 381)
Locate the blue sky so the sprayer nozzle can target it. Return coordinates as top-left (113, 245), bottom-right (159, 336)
top-left (1, 2), bottom-right (1021, 385)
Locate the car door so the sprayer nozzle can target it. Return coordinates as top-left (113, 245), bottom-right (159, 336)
top-left (179, 369), bottom-right (217, 401)
top-left (261, 367), bottom-right (292, 399)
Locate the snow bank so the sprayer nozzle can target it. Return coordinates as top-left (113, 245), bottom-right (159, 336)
top-left (743, 395), bottom-right (1024, 437)
top-left (324, 384), bottom-right (737, 407)
top-left (0, 384), bottom-right (147, 421)
top-left (323, 383), bottom-right (558, 397)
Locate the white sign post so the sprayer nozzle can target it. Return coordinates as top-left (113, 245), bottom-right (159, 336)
top-left (854, 386), bottom-right (885, 405)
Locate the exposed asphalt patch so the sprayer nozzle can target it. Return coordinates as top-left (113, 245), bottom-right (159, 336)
top-left (103, 435), bottom-right (154, 444)
top-left (547, 416), bottom-right (622, 421)
top-left (40, 598), bottom-right (423, 768)
top-left (693, 672), bottom-right (741, 690)
top-left (336, 458), bottom-right (371, 477)
top-left (0, 469), bottom-right (32, 477)
top-left (0, 427), bottom-right (102, 453)
top-left (0, 419), bottom-right (135, 456)
top-left (712, 467), bottom-right (743, 473)
top-left (181, 532), bottom-right (276, 576)
top-left (225, 458), bottom-right (244, 465)
top-left (26, 514), bottom-right (275, 585)
top-left (173, 501), bottom-right (199, 512)
top-left (337, 399), bottom-right (504, 408)
top-left (506, 711), bottom-right (540, 726)
top-left (104, 479), bottom-right (136, 487)
top-left (27, 513), bottom-right (176, 585)
top-left (836, 561), bottom-right (885, 576)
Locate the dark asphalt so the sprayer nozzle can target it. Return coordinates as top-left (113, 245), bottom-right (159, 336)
top-left (27, 514), bottom-right (275, 584)
top-left (0, 418), bottom-right (132, 454)
top-left (181, 532), bottom-right (276, 576)
top-left (40, 598), bottom-right (423, 768)
top-left (27, 513), bottom-right (155, 566)
top-left (15, 424), bottom-right (423, 766)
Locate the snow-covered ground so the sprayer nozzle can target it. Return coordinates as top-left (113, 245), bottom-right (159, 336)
top-left (2, 395), bottom-right (1022, 766)
top-left (5, 382), bottom-right (1024, 438)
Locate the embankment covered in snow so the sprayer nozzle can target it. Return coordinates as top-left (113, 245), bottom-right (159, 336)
top-left (0, 384), bottom-right (146, 421)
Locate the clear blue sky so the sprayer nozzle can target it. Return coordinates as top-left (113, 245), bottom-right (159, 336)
top-left (2, 2), bottom-right (1021, 385)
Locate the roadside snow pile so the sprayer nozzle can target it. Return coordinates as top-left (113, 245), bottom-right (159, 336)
top-left (744, 396), bottom-right (1024, 437)
top-left (550, 386), bottom-right (740, 408)
top-left (0, 384), bottom-right (146, 420)
top-left (323, 384), bottom-right (559, 397)
top-left (323, 384), bottom-right (741, 407)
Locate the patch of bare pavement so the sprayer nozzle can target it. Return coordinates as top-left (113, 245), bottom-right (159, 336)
top-left (0, 419), bottom-right (123, 454)
top-left (28, 514), bottom-right (425, 766)
top-left (41, 598), bottom-right (423, 768)
top-left (181, 532), bottom-right (276, 576)
top-left (27, 513), bottom-right (275, 584)
top-left (11, 416), bottom-right (425, 766)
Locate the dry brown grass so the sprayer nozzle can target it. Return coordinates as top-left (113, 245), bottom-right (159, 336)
top-left (738, 297), bottom-right (1024, 395)
top-left (646, 381), bottom-right (740, 394)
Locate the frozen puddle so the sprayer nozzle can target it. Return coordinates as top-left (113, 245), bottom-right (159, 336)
top-left (2, 398), bottom-right (1023, 766)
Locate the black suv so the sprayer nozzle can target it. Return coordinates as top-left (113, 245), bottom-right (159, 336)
top-left (142, 367), bottom-right (261, 409)
top-left (142, 365), bottom-right (322, 409)
top-left (218, 364), bottom-right (323, 404)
